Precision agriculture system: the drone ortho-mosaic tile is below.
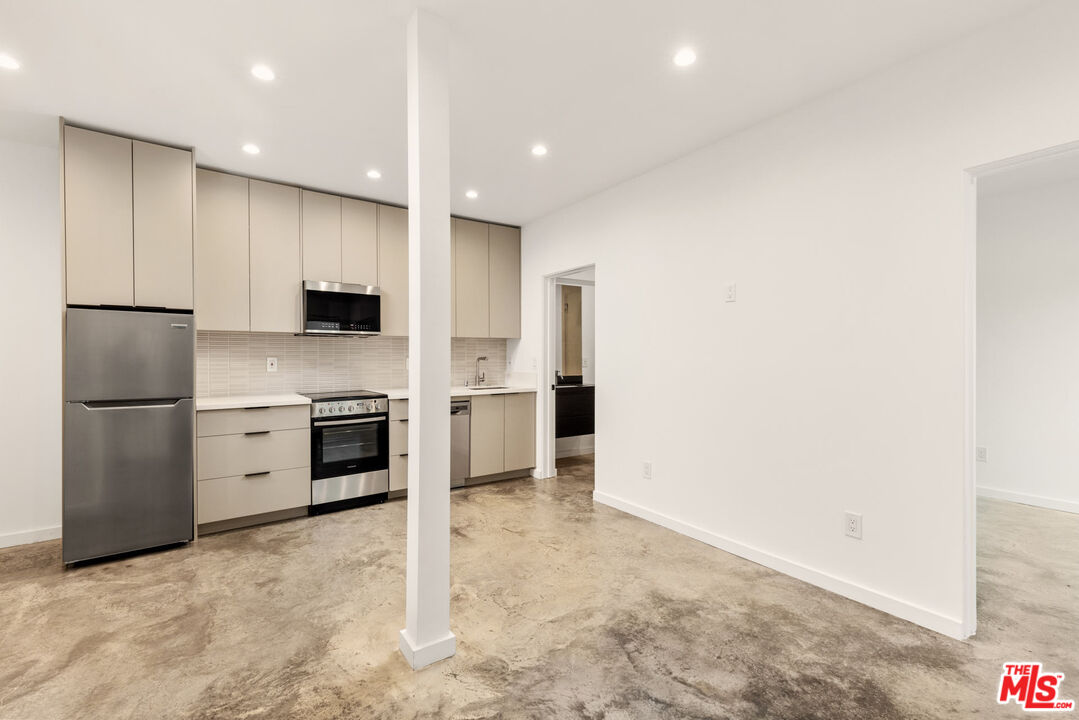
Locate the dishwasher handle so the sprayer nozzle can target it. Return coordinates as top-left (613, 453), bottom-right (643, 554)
top-left (450, 401), bottom-right (470, 415)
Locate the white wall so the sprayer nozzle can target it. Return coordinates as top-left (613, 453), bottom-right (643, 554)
top-left (0, 112), bottom-right (62, 548)
top-left (513, 0), bottom-right (1079, 638)
top-left (977, 178), bottom-right (1079, 514)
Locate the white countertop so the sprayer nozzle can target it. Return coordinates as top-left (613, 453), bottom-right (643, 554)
top-left (374, 386), bottom-right (537, 400)
top-left (196, 393), bottom-right (311, 411)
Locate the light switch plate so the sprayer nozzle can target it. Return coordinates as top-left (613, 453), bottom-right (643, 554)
top-left (725, 283), bottom-right (737, 303)
top-left (266, 357), bottom-right (278, 373)
top-left (976, 447), bottom-right (987, 463)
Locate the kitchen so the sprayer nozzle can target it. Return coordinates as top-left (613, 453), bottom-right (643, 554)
top-left (61, 124), bottom-right (537, 562)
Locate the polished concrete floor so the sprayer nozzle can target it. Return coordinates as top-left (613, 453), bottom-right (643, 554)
top-left (1, 455), bottom-right (1076, 719)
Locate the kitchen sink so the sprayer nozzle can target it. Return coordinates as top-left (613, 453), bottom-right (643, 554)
top-left (473, 385), bottom-right (509, 390)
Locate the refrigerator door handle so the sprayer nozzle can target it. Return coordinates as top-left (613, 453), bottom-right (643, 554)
top-left (80, 399), bottom-right (184, 411)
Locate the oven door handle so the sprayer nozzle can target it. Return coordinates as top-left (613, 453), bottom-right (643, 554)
top-left (313, 417), bottom-right (385, 427)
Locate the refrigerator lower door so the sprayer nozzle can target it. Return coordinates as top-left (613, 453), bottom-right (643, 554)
top-left (65, 308), bottom-right (194, 403)
top-left (63, 399), bottom-right (194, 564)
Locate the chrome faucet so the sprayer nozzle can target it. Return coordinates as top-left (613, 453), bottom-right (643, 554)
top-left (475, 356), bottom-right (488, 387)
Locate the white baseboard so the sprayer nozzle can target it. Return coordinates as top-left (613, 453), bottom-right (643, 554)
top-left (399, 629), bottom-right (456, 669)
top-left (977, 486), bottom-right (1079, 515)
top-left (592, 490), bottom-right (966, 640)
top-left (555, 435), bottom-right (595, 459)
top-left (0, 525), bottom-right (61, 550)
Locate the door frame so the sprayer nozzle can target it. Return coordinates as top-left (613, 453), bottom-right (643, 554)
top-left (962, 138), bottom-right (1079, 638)
top-left (537, 264), bottom-right (595, 479)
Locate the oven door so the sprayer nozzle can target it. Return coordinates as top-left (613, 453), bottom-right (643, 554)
top-left (311, 416), bottom-right (389, 481)
top-left (303, 281), bottom-right (380, 336)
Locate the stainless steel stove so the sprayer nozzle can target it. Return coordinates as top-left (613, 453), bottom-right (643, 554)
top-left (301, 390), bottom-right (389, 513)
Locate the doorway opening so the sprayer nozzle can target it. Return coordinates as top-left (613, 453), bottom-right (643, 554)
top-left (538, 265), bottom-right (595, 478)
top-left (968, 143), bottom-right (1079, 639)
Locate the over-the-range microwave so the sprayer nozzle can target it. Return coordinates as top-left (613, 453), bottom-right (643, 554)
top-left (301, 280), bottom-right (380, 336)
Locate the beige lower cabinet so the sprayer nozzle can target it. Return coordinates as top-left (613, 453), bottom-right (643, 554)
top-left (470, 392), bottom-right (536, 478)
top-left (196, 404), bottom-right (310, 530)
top-left (389, 399), bottom-right (408, 492)
top-left (198, 468), bottom-right (310, 525)
top-left (470, 394), bottom-right (506, 478)
top-left (503, 392), bottom-right (536, 471)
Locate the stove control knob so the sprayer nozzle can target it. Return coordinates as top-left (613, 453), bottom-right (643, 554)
top-left (318, 406), bottom-right (325, 415)
top-left (347, 404), bottom-right (354, 413)
top-left (328, 406), bottom-right (336, 414)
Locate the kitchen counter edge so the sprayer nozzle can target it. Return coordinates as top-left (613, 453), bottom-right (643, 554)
top-left (374, 386), bottom-right (538, 400)
top-left (195, 393), bottom-right (312, 411)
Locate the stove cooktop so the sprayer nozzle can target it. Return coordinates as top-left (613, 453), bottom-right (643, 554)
top-left (301, 389), bottom-right (388, 403)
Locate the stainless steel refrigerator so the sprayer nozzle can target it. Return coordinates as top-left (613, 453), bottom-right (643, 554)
top-left (63, 308), bottom-right (194, 564)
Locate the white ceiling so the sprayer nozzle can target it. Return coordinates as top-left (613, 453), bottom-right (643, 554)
top-left (0, 0), bottom-right (1044, 225)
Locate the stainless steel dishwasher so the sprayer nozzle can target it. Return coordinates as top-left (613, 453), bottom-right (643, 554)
top-left (450, 399), bottom-right (470, 487)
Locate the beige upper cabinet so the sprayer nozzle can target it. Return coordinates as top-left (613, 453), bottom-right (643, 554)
top-left (450, 220), bottom-right (457, 337)
top-left (489, 225), bottom-right (521, 338)
top-left (342, 198), bottom-right (379, 286)
top-left (454, 218), bottom-right (490, 338)
top-left (64, 126), bottom-right (134, 306)
top-left (196, 170), bottom-right (249, 331)
top-left (133, 141), bottom-right (193, 309)
top-left (301, 190), bottom-right (341, 282)
top-left (378, 204), bottom-right (409, 336)
top-left (250, 180), bottom-right (301, 333)
top-left (470, 394), bottom-right (505, 478)
top-left (503, 392), bottom-right (536, 471)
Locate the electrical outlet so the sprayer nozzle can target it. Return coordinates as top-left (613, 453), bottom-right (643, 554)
top-left (845, 512), bottom-right (863, 540)
top-left (976, 447), bottom-right (988, 463)
top-left (642, 462), bottom-right (653, 480)
top-left (725, 283), bottom-right (737, 303)
top-left (266, 357), bottom-right (278, 373)
top-left (531, 357), bottom-right (537, 370)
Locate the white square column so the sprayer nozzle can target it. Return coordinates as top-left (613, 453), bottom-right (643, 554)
top-left (398, 9), bottom-right (455, 670)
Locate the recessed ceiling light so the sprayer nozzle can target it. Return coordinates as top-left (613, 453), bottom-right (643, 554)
top-left (465, 190), bottom-right (478, 200)
top-left (673, 47), bottom-right (697, 67)
top-left (0, 53), bottom-right (20, 71)
top-left (242, 143), bottom-right (260, 155)
top-left (366, 169), bottom-right (382, 179)
top-left (531, 144), bottom-right (548, 157)
top-left (251, 64), bottom-right (275, 82)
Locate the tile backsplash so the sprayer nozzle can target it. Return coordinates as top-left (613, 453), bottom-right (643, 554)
top-left (196, 332), bottom-right (507, 397)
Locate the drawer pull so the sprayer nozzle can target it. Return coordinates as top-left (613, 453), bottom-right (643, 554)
top-left (244, 471), bottom-right (271, 478)
top-left (244, 430), bottom-right (271, 436)
top-left (246, 406), bottom-right (271, 411)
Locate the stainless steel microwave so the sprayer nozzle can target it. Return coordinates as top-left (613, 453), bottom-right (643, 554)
top-left (301, 280), bottom-right (381, 336)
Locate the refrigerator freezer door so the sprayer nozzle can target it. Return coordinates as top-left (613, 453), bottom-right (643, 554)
top-left (63, 398), bottom-right (194, 563)
top-left (65, 308), bottom-right (194, 402)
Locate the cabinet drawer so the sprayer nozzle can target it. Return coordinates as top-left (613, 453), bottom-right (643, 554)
top-left (197, 428), bottom-right (309, 480)
top-left (390, 399), bottom-right (408, 420)
top-left (197, 467), bottom-right (310, 525)
top-left (197, 405), bottom-right (309, 437)
top-left (389, 419), bottom-right (408, 455)
top-left (389, 454), bottom-right (408, 492)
